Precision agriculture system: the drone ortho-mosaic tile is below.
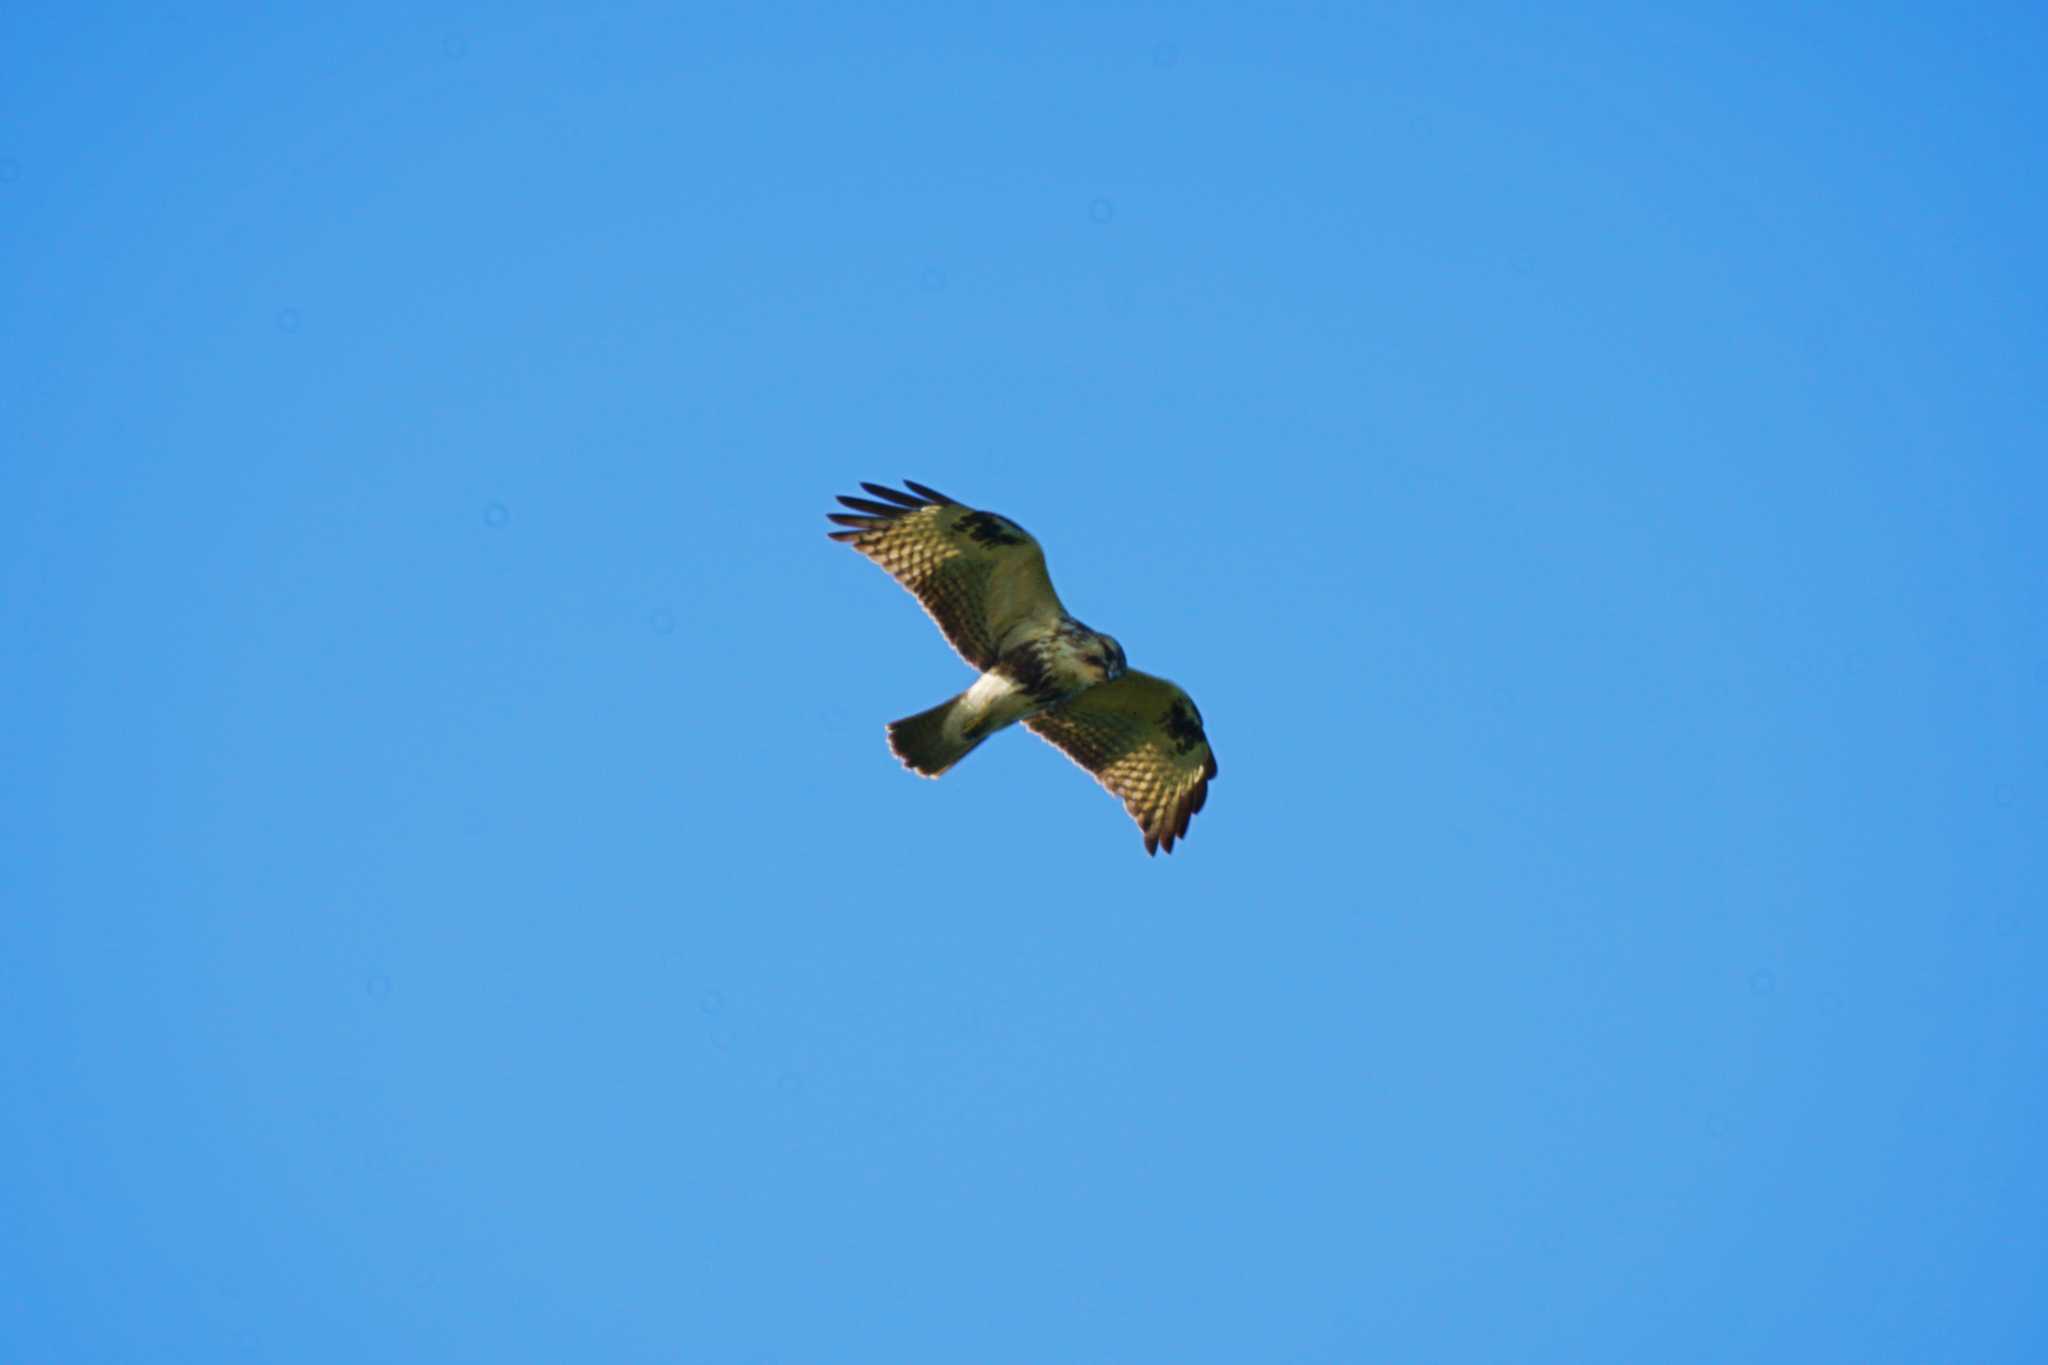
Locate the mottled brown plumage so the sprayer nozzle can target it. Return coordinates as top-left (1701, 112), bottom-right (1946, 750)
top-left (829, 480), bottom-right (1217, 855)
top-left (1025, 673), bottom-right (1218, 856)
top-left (826, 480), bottom-right (1061, 672)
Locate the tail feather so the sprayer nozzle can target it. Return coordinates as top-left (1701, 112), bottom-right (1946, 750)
top-left (887, 694), bottom-right (985, 777)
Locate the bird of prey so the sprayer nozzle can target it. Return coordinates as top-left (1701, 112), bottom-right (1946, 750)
top-left (827, 480), bottom-right (1217, 855)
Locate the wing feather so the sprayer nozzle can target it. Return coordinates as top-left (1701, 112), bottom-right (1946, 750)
top-left (1025, 671), bottom-right (1218, 855)
top-left (901, 479), bottom-right (956, 504)
top-left (859, 481), bottom-right (928, 508)
top-left (837, 495), bottom-right (909, 516)
top-left (825, 480), bottom-right (1065, 670)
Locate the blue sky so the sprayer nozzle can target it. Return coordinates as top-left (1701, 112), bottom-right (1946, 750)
top-left (4, 3), bottom-right (2044, 1361)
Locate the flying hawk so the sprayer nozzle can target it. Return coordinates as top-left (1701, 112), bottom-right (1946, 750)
top-left (827, 480), bottom-right (1217, 855)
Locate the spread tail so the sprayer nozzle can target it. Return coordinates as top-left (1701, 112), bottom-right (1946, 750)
top-left (887, 693), bottom-right (986, 777)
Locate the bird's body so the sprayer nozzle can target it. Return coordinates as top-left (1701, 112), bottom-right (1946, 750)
top-left (890, 616), bottom-right (1127, 776)
top-left (827, 480), bottom-right (1216, 854)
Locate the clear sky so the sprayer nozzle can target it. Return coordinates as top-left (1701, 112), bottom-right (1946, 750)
top-left (4, 3), bottom-right (2045, 1361)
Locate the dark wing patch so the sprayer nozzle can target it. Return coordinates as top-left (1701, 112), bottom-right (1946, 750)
top-left (1160, 697), bottom-right (1206, 754)
top-left (1025, 670), bottom-right (1218, 855)
top-left (827, 480), bottom-right (1066, 670)
top-left (953, 510), bottom-right (1031, 548)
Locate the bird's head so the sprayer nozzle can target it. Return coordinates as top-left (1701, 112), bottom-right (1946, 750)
top-left (1087, 631), bottom-right (1127, 682)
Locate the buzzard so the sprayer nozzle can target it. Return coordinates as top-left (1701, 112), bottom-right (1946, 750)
top-left (827, 480), bottom-right (1217, 855)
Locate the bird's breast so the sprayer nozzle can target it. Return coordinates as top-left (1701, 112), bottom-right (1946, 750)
top-left (994, 631), bottom-right (1099, 706)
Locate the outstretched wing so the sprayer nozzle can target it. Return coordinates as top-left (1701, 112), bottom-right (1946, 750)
top-left (1026, 670), bottom-right (1218, 855)
top-left (826, 480), bottom-right (1065, 670)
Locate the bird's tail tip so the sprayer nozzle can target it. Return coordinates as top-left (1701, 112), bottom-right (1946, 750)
top-left (887, 695), bottom-right (979, 777)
